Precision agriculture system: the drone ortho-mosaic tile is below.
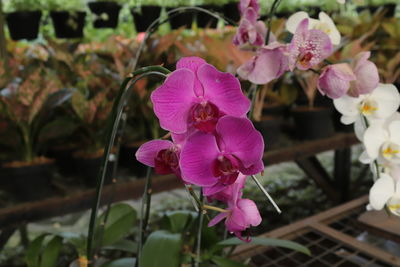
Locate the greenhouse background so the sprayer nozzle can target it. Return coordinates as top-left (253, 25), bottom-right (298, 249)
top-left (0, 0), bottom-right (400, 266)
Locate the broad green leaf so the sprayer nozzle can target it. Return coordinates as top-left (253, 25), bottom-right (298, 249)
top-left (164, 210), bottom-right (196, 233)
top-left (102, 239), bottom-right (137, 253)
top-left (25, 234), bottom-right (47, 267)
top-left (140, 230), bottom-right (182, 267)
top-left (56, 232), bottom-right (86, 256)
top-left (211, 256), bottom-right (246, 267)
top-left (96, 203), bottom-right (137, 246)
top-left (41, 236), bottom-right (63, 267)
top-left (101, 258), bottom-right (136, 267)
top-left (38, 118), bottom-right (77, 143)
top-left (217, 237), bottom-right (311, 256)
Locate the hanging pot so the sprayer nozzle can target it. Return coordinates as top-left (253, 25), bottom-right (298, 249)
top-left (88, 2), bottom-right (122, 28)
top-left (130, 5), bottom-right (162, 32)
top-left (6, 11), bottom-right (42, 40)
top-left (196, 5), bottom-right (222, 28)
top-left (291, 106), bottom-right (334, 140)
top-left (0, 160), bottom-right (54, 201)
top-left (50, 11), bottom-right (86, 38)
top-left (166, 7), bottom-right (193, 30)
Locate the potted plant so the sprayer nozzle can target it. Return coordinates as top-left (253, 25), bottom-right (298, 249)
top-left (130, 0), bottom-right (162, 32)
top-left (196, 0), bottom-right (223, 28)
top-left (291, 71), bottom-right (335, 140)
top-left (47, 0), bottom-right (86, 38)
top-left (88, 0), bottom-right (122, 29)
top-left (166, 0), bottom-right (194, 30)
top-left (0, 69), bottom-right (73, 201)
top-left (4, 0), bottom-right (42, 40)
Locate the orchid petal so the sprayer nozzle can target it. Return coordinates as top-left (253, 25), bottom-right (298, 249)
top-left (363, 125), bottom-right (388, 160)
top-left (369, 173), bottom-right (395, 210)
top-left (198, 64), bottom-right (250, 117)
top-left (151, 69), bottom-right (196, 133)
top-left (371, 84), bottom-right (400, 120)
top-left (216, 116), bottom-right (264, 169)
top-left (176, 56), bottom-right (206, 73)
top-left (333, 95), bottom-right (363, 124)
top-left (389, 120), bottom-right (400, 144)
top-left (180, 132), bottom-right (220, 186)
top-left (286, 11), bottom-right (309, 33)
top-left (237, 198), bottom-right (262, 226)
top-left (318, 12), bottom-right (341, 45)
top-left (208, 212), bottom-right (228, 227)
top-left (135, 140), bottom-right (173, 167)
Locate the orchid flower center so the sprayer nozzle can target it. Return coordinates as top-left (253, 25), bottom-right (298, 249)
top-left (212, 155), bottom-right (240, 185)
top-left (299, 52), bottom-right (313, 67)
top-left (359, 99), bottom-right (378, 115)
top-left (381, 142), bottom-right (400, 160)
top-left (154, 147), bottom-right (179, 175)
top-left (190, 101), bottom-right (220, 132)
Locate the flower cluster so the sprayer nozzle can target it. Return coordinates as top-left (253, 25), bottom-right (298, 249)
top-left (135, 56), bottom-right (264, 240)
top-left (234, 0), bottom-right (400, 215)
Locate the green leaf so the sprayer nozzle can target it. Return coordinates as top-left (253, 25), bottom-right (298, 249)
top-left (37, 117), bottom-right (77, 143)
top-left (101, 258), bottom-right (136, 267)
top-left (102, 239), bottom-right (137, 253)
top-left (25, 234), bottom-right (47, 267)
top-left (56, 232), bottom-right (86, 256)
top-left (140, 230), bottom-right (182, 267)
top-left (96, 203), bottom-right (137, 246)
top-left (164, 210), bottom-right (196, 233)
top-left (216, 237), bottom-right (311, 256)
top-left (211, 256), bottom-right (246, 267)
top-left (40, 236), bottom-right (63, 267)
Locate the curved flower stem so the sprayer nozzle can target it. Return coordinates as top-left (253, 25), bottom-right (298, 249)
top-left (136, 167), bottom-right (152, 266)
top-left (265, 0), bottom-right (282, 44)
top-left (247, 83), bottom-right (259, 120)
top-left (86, 66), bottom-right (170, 267)
top-left (129, 6), bottom-right (237, 71)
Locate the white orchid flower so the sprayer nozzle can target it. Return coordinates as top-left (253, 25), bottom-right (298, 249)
top-left (333, 83), bottom-right (400, 125)
top-left (286, 11), bottom-right (341, 45)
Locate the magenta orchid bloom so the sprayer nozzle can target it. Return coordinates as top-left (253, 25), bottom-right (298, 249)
top-left (347, 51), bottom-right (379, 97)
top-left (289, 18), bottom-right (333, 71)
top-left (151, 57), bottom-right (250, 134)
top-left (318, 63), bottom-right (356, 99)
top-left (233, 8), bottom-right (267, 48)
top-left (135, 140), bottom-right (181, 178)
top-left (208, 174), bottom-right (261, 242)
top-left (239, 0), bottom-right (260, 16)
top-left (204, 173), bottom-right (247, 202)
top-left (237, 42), bottom-right (288, 84)
top-left (180, 115), bottom-right (264, 188)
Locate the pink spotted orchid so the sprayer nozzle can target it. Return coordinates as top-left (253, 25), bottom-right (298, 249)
top-left (208, 173), bottom-right (262, 241)
top-left (347, 52), bottom-right (379, 97)
top-left (135, 139), bottom-right (181, 178)
top-left (318, 63), bottom-right (356, 99)
top-left (239, 0), bottom-right (260, 16)
top-left (151, 57), bottom-right (250, 134)
top-left (233, 7), bottom-right (267, 48)
top-left (237, 42), bottom-right (288, 84)
top-left (288, 18), bottom-right (333, 71)
top-left (180, 116), bottom-right (264, 190)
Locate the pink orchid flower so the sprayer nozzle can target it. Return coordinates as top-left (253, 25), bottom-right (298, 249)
top-left (233, 8), bottom-right (267, 48)
top-left (237, 42), bottom-right (288, 84)
top-left (239, 0), bottom-right (260, 16)
top-left (208, 174), bottom-right (261, 242)
top-left (347, 51), bottom-right (379, 97)
top-left (180, 116), bottom-right (264, 188)
top-left (318, 63), bottom-right (356, 99)
top-left (204, 173), bottom-right (247, 202)
top-left (288, 18), bottom-right (333, 71)
top-left (135, 139), bottom-right (181, 178)
top-left (151, 57), bottom-right (250, 134)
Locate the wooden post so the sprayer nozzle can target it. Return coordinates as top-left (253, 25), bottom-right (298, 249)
top-left (0, 0), bottom-right (7, 61)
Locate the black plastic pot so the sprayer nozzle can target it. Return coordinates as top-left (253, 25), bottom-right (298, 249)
top-left (88, 2), bottom-right (121, 28)
top-left (1, 162), bottom-right (54, 201)
top-left (254, 116), bottom-right (282, 150)
top-left (166, 7), bottom-right (193, 29)
top-left (6, 11), bottom-right (42, 40)
top-left (119, 142), bottom-right (148, 178)
top-left (291, 106), bottom-right (334, 140)
top-left (130, 5), bottom-right (162, 32)
top-left (223, 2), bottom-right (240, 23)
top-left (73, 156), bottom-right (114, 187)
top-left (50, 11), bottom-right (86, 38)
top-left (196, 5), bottom-right (221, 28)
top-left (262, 103), bottom-right (287, 117)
